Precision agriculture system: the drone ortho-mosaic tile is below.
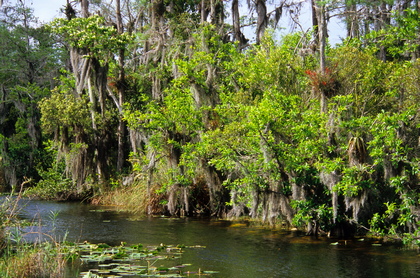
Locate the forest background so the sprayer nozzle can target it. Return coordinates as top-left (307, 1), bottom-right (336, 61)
top-left (1, 0), bottom-right (420, 246)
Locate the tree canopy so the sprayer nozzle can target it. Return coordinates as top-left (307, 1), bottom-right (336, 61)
top-left (1, 0), bottom-right (420, 246)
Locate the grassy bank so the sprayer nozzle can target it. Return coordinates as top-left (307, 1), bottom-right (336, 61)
top-left (90, 181), bottom-right (166, 215)
top-left (0, 189), bottom-right (67, 277)
top-left (0, 242), bottom-right (67, 278)
top-left (0, 188), bottom-right (217, 277)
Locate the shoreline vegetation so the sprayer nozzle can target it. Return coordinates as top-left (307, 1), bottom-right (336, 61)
top-left (0, 190), bottom-right (219, 278)
top-left (0, 190), bottom-right (414, 278)
top-left (0, 190), bottom-right (67, 277)
top-left (0, 187), bottom-right (414, 277)
top-left (0, 191), bottom-right (408, 278)
top-left (2, 0), bottom-right (420, 254)
top-left (20, 184), bottom-right (415, 247)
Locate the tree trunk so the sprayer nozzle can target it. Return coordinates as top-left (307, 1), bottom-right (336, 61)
top-left (200, 0), bottom-right (210, 23)
top-left (209, 0), bottom-right (224, 27)
top-left (316, 3), bottom-right (327, 113)
top-left (116, 0), bottom-right (126, 172)
top-left (311, 0), bottom-right (319, 46)
top-left (345, 3), bottom-right (359, 39)
top-left (80, 0), bottom-right (89, 18)
top-left (256, 0), bottom-right (268, 44)
top-left (232, 0), bottom-right (247, 48)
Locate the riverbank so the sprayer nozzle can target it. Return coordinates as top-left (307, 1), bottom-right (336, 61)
top-left (0, 192), bottom-right (66, 277)
top-left (0, 194), bottom-right (218, 277)
top-left (22, 182), bottom-right (418, 249)
top-left (1, 197), bottom-right (420, 277)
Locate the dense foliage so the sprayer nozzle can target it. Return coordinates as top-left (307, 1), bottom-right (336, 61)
top-left (1, 0), bottom-right (420, 245)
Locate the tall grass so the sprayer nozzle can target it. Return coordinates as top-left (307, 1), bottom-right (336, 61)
top-left (0, 243), bottom-right (67, 278)
top-left (0, 185), bottom-right (68, 278)
top-left (92, 180), bottom-right (165, 214)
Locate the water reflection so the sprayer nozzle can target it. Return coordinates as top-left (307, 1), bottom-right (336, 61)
top-left (12, 198), bottom-right (420, 278)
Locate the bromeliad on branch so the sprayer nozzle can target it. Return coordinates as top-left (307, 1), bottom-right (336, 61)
top-left (305, 66), bottom-right (340, 98)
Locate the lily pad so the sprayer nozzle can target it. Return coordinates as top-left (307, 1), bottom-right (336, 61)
top-left (74, 242), bottom-right (218, 277)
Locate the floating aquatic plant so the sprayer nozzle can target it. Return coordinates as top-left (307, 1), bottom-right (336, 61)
top-left (73, 242), bottom-right (218, 277)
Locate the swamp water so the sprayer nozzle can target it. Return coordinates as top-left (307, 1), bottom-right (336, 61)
top-left (13, 198), bottom-right (420, 277)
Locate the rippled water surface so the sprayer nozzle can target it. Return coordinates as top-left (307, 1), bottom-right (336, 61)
top-left (14, 198), bottom-right (420, 277)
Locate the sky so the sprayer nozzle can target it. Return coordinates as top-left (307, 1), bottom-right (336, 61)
top-left (1, 0), bottom-right (65, 22)
top-left (29, 0), bottom-right (66, 22)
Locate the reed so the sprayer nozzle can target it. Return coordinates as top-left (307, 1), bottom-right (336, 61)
top-left (92, 181), bottom-right (164, 214)
top-left (0, 244), bottom-right (66, 278)
top-left (0, 184), bottom-right (68, 278)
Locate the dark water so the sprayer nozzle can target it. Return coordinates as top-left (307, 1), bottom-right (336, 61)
top-left (13, 198), bottom-right (420, 278)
